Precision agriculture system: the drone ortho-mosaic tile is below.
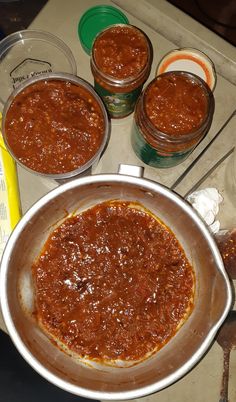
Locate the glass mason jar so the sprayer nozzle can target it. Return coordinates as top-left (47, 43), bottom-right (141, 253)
top-left (91, 24), bottom-right (152, 119)
top-left (131, 71), bottom-right (214, 168)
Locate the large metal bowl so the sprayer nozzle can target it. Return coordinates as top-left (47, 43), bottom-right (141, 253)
top-left (0, 165), bottom-right (232, 400)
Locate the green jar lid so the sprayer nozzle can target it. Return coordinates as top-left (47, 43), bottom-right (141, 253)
top-left (78, 5), bottom-right (129, 55)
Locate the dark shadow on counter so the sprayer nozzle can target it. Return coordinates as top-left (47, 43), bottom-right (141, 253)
top-left (0, 329), bottom-right (98, 402)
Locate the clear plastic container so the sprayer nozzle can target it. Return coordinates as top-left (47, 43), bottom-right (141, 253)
top-left (0, 29), bottom-right (77, 107)
top-left (91, 24), bottom-right (152, 119)
top-left (131, 71), bottom-right (214, 168)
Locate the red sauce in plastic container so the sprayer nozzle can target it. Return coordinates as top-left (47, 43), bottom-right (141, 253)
top-left (32, 200), bottom-right (195, 364)
top-left (4, 76), bottom-right (108, 176)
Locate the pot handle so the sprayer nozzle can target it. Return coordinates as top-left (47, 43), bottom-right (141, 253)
top-left (118, 163), bottom-right (144, 178)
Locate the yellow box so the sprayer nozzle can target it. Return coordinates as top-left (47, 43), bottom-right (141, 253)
top-left (0, 113), bottom-right (21, 258)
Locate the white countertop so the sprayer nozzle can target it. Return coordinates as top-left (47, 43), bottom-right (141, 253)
top-left (1, 0), bottom-right (236, 401)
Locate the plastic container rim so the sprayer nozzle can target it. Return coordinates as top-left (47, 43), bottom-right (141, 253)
top-left (0, 29), bottom-right (77, 76)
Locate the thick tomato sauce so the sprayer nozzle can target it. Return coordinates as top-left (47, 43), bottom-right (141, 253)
top-left (5, 79), bottom-right (105, 174)
top-left (32, 201), bottom-right (195, 362)
top-left (145, 73), bottom-right (208, 136)
top-left (216, 230), bottom-right (236, 279)
top-left (93, 25), bottom-right (149, 80)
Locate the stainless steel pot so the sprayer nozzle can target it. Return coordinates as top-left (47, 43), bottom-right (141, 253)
top-left (0, 165), bottom-right (232, 400)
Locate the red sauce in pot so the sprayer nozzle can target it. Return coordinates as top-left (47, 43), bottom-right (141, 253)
top-left (5, 79), bottom-right (105, 174)
top-left (216, 230), bottom-right (236, 279)
top-left (93, 25), bottom-right (149, 80)
top-left (145, 73), bottom-right (208, 136)
top-left (32, 201), bottom-right (195, 363)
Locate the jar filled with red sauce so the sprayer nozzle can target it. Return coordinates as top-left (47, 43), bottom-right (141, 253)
top-left (131, 71), bottom-right (214, 168)
top-left (91, 24), bottom-right (152, 119)
top-left (2, 73), bottom-right (109, 180)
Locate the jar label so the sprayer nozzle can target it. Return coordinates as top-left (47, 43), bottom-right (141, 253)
top-left (94, 82), bottom-right (142, 118)
top-left (131, 121), bottom-right (192, 168)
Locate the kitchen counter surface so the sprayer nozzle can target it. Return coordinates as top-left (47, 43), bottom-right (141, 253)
top-left (0, 0), bottom-right (236, 401)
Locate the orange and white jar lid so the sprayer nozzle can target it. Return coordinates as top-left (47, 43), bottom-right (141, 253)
top-left (156, 47), bottom-right (216, 91)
